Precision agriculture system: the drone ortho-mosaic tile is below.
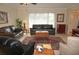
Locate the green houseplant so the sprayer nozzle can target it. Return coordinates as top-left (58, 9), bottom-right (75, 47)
top-left (16, 18), bottom-right (22, 28)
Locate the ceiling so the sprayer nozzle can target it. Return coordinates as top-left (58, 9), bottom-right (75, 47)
top-left (0, 3), bottom-right (79, 8)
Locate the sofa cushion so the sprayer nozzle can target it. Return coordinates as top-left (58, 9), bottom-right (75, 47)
top-left (33, 25), bottom-right (42, 29)
top-left (3, 38), bottom-right (24, 54)
top-left (13, 28), bottom-right (22, 33)
top-left (11, 26), bottom-right (16, 32)
top-left (33, 24), bottom-right (53, 29)
top-left (0, 36), bottom-right (10, 46)
top-left (5, 28), bottom-right (12, 33)
top-left (42, 25), bottom-right (53, 29)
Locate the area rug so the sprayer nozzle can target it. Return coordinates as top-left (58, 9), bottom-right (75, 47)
top-left (22, 36), bottom-right (65, 50)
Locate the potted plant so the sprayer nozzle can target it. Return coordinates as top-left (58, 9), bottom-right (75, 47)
top-left (16, 18), bottom-right (22, 28)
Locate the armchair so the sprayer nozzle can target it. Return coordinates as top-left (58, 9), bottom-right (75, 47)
top-left (59, 36), bottom-right (79, 55)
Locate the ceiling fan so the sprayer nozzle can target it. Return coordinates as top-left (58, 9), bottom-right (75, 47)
top-left (20, 3), bottom-right (37, 6)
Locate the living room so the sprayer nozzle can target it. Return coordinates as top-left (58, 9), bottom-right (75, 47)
top-left (0, 3), bottom-right (79, 55)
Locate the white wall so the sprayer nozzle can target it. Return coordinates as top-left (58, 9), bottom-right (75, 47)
top-left (16, 6), bottom-right (29, 30)
top-left (0, 5), bottom-right (17, 27)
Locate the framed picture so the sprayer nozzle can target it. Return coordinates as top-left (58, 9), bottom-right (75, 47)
top-left (57, 14), bottom-right (64, 22)
top-left (0, 11), bottom-right (8, 24)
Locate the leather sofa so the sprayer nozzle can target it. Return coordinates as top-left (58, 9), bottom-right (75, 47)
top-left (30, 24), bottom-right (55, 35)
top-left (0, 25), bottom-right (23, 38)
top-left (72, 29), bottom-right (79, 37)
top-left (0, 36), bottom-right (35, 55)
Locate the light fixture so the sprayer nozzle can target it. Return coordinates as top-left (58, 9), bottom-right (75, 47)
top-left (20, 3), bottom-right (37, 6)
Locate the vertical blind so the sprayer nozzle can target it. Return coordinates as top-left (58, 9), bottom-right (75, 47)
top-left (29, 13), bottom-right (55, 28)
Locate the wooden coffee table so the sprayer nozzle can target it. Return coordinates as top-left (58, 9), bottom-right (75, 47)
top-left (34, 44), bottom-right (54, 55)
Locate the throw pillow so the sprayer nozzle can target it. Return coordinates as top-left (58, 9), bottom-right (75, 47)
top-left (5, 28), bottom-right (11, 33)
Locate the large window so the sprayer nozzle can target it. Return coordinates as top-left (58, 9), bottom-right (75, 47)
top-left (29, 13), bottom-right (55, 28)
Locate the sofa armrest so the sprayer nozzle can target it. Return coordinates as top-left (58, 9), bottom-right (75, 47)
top-left (0, 32), bottom-right (15, 37)
top-left (22, 42), bottom-right (35, 55)
top-left (13, 28), bottom-right (22, 33)
top-left (59, 43), bottom-right (69, 55)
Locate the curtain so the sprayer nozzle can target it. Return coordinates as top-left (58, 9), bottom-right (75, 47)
top-left (29, 13), bottom-right (55, 28)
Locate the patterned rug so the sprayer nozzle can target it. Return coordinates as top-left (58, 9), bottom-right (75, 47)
top-left (22, 36), bottom-right (65, 50)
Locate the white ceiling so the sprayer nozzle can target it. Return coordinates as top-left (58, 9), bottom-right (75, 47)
top-left (0, 3), bottom-right (79, 8)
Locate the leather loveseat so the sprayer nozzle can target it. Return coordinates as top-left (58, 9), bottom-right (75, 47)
top-left (0, 36), bottom-right (35, 55)
top-left (0, 25), bottom-right (23, 38)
